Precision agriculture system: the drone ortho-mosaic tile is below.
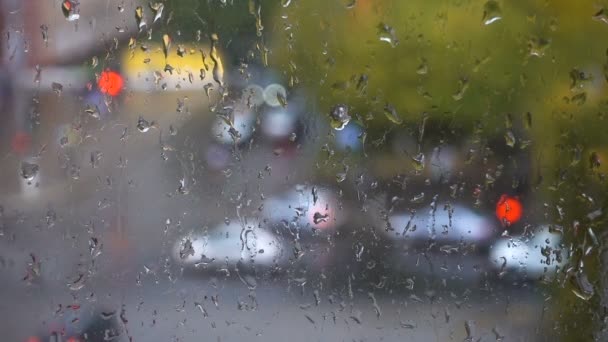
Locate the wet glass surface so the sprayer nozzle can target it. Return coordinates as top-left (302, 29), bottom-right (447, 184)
top-left (1, 1), bottom-right (608, 341)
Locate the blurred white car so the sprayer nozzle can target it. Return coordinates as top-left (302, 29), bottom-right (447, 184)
top-left (259, 184), bottom-right (346, 233)
top-left (489, 224), bottom-right (568, 278)
top-left (173, 218), bottom-right (283, 269)
top-left (172, 184), bottom-right (348, 273)
top-left (381, 202), bottom-right (497, 245)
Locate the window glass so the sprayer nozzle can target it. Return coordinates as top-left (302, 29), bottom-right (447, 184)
top-left (1, 1), bottom-right (607, 341)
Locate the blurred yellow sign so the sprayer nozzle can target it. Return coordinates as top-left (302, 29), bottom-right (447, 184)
top-left (122, 42), bottom-right (219, 91)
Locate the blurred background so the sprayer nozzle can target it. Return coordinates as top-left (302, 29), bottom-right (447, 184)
top-left (0, 0), bottom-right (607, 341)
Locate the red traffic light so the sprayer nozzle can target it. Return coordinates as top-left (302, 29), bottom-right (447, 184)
top-left (98, 70), bottom-right (124, 97)
top-left (495, 194), bottom-right (523, 226)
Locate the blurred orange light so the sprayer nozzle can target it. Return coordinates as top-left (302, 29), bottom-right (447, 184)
top-left (98, 70), bottom-right (124, 97)
top-left (495, 195), bottom-right (522, 225)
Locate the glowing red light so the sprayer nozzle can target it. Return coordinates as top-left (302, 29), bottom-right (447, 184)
top-left (26, 337), bottom-right (42, 342)
top-left (66, 337), bottom-right (80, 342)
top-left (495, 195), bottom-right (523, 225)
top-left (62, 1), bottom-right (72, 11)
top-left (11, 131), bottom-right (31, 154)
top-left (97, 70), bottom-right (124, 96)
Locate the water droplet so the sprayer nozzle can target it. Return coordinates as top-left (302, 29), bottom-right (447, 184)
top-left (249, 1), bottom-right (264, 37)
top-left (410, 192), bottom-right (425, 203)
top-left (400, 320), bottom-right (417, 329)
top-left (46, 208), bottom-right (56, 228)
top-left (276, 91), bottom-right (288, 108)
top-left (313, 212), bottom-right (329, 224)
top-left (177, 178), bottom-right (189, 195)
top-left (482, 1), bottom-right (502, 25)
top-left (100, 310), bottom-right (116, 320)
top-left (527, 37), bottom-right (550, 57)
top-left (23, 254), bottom-right (41, 283)
top-left (61, 0), bottom-right (80, 21)
top-left (149, 2), bottom-right (164, 23)
top-left (68, 273), bottom-right (86, 291)
top-left (264, 84), bottom-right (287, 107)
top-left (69, 164), bottom-right (80, 180)
top-left (179, 238), bottom-right (195, 259)
top-left (89, 237), bottom-right (102, 258)
top-left (350, 310), bottom-right (363, 324)
top-left (571, 92), bottom-right (587, 106)
top-left (378, 23), bottom-right (398, 47)
top-left (177, 45), bottom-right (186, 57)
top-left (504, 130), bottom-right (516, 147)
top-left (40, 25), bottom-right (49, 46)
top-left (20, 162), bottom-right (39, 182)
top-left (383, 103), bottom-right (403, 125)
top-left (329, 104), bottom-right (351, 130)
top-left (464, 320), bottom-right (476, 341)
top-left (524, 111), bottom-right (532, 129)
top-left (236, 266), bottom-right (258, 290)
top-left (368, 292), bottom-right (382, 318)
top-left (404, 278), bottom-right (414, 290)
top-left (593, 8), bottom-right (608, 24)
top-left (169, 125), bottom-right (177, 136)
top-left (590, 152), bottom-right (601, 168)
top-left (176, 97), bottom-right (186, 113)
top-left (492, 327), bottom-right (505, 341)
top-left (90, 56), bottom-right (99, 69)
top-left (211, 295), bottom-right (220, 308)
top-left (51, 82), bottom-right (63, 95)
top-left (416, 59), bottom-right (428, 75)
top-left (162, 34), bottom-right (171, 59)
top-left (356, 74), bottom-right (369, 93)
top-left (411, 153), bottom-right (425, 172)
top-left (210, 33), bottom-right (224, 87)
top-left (571, 272), bottom-right (594, 300)
top-left (569, 68), bottom-right (592, 91)
top-left (194, 302), bottom-right (209, 318)
top-left (136, 116), bottom-right (153, 132)
top-left (452, 78), bottom-right (469, 100)
top-left (135, 6), bottom-right (146, 31)
top-left (204, 83), bottom-right (214, 98)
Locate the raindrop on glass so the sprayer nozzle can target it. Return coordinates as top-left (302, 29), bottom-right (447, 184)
top-left (20, 162), bottom-right (39, 182)
top-left (482, 1), bottom-right (502, 25)
top-left (329, 104), bottom-right (351, 130)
